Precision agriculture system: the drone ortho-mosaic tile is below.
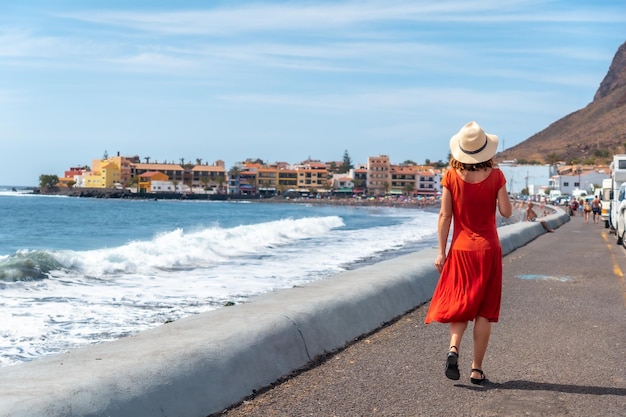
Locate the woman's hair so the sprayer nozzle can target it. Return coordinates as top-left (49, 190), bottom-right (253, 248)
top-left (450, 157), bottom-right (494, 171)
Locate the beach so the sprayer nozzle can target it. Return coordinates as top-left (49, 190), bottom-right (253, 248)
top-left (0, 192), bottom-right (441, 366)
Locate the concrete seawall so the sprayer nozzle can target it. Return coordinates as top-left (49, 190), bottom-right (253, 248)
top-left (0, 208), bottom-right (569, 417)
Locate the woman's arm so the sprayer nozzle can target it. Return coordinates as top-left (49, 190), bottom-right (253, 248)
top-left (497, 185), bottom-right (513, 218)
top-left (435, 187), bottom-right (453, 273)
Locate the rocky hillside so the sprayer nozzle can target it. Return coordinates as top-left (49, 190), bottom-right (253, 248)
top-left (496, 41), bottom-right (626, 165)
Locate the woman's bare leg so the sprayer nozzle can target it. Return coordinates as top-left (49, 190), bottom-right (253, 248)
top-left (444, 322), bottom-right (467, 379)
top-left (471, 316), bottom-right (491, 378)
top-left (449, 322), bottom-right (468, 351)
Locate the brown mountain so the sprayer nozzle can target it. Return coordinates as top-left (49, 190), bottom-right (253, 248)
top-left (496, 41), bottom-right (626, 165)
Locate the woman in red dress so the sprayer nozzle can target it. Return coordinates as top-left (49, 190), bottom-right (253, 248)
top-left (425, 121), bottom-right (512, 384)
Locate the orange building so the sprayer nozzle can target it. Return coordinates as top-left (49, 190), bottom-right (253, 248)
top-left (138, 171), bottom-right (169, 193)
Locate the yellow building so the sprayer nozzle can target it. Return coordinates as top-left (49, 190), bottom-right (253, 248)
top-left (257, 166), bottom-right (278, 194)
top-left (254, 165), bottom-right (300, 195)
top-left (82, 160), bottom-right (122, 188)
top-left (107, 155), bottom-right (135, 185)
top-left (277, 168), bottom-right (298, 193)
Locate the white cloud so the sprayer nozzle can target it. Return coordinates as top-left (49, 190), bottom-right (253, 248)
top-left (0, 30), bottom-right (61, 58)
top-left (59, 0), bottom-right (626, 36)
top-left (0, 88), bottom-right (31, 107)
top-left (109, 52), bottom-right (195, 70)
top-left (218, 86), bottom-right (563, 117)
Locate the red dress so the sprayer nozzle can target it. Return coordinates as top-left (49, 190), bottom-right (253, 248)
top-left (424, 168), bottom-right (506, 324)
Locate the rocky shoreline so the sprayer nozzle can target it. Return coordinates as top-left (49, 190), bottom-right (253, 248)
top-left (34, 187), bottom-right (255, 201)
top-left (34, 187), bottom-right (439, 208)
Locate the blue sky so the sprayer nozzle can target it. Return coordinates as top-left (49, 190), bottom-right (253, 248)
top-left (0, 0), bottom-right (624, 186)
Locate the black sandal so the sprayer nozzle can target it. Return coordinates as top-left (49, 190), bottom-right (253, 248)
top-left (444, 346), bottom-right (460, 380)
top-left (470, 368), bottom-right (487, 385)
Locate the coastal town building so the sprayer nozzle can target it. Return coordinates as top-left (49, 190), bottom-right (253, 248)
top-left (229, 160), bottom-right (331, 196)
top-left (256, 165), bottom-right (279, 195)
top-left (107, 154), bottom-right (134, 184)
top-left (367, 155), bottom-right (391, 195)
top-left (388, 164), bottom-right (441, 197)
top-left (138, 171), bottom-right (171, 193)
top-left (389, 165), bottom-right (416, 195)
top-left (63, 159), bottom-right (122, 189)
top-left (351, 167), bottom-right (368, 195)
top-left (416, 169), bottom-right (441, 196)
top-left (56, 152), bottom-right (448, 198)
top-left (331, 174), bottom-right (355, 195)
top-left (295, 161), bottom-right (329, 194)
top-left (87, 159), bottom-right (122, 188)
top-left (549, 165), bottom-right (610, 196)
top-left (132, 160), bottom-right (226, 192)
top-left (58, 152), bottom-right (227, 193)
top-left (277, 169), bottom-right (298, 194)
top-left (498, 160), bottom-right (610, 198)
top-left (53, 152), bottom-right (619, 202)
top-left (59, 166), bottom-right (89, 188)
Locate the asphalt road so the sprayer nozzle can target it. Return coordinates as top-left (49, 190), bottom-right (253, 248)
top-left (215, 214), bottom-right (626, 417)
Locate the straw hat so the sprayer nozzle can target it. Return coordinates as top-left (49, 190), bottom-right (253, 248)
top-left (449, 121), bottom-right (498, 164)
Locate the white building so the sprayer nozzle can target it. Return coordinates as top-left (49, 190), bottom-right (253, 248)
top-left (416, 169), bottom-right (442, 196)
top-left (549, 170), bottom-right (610, 196)
top-left (149, 180), bottom-right (185, 193)
top-left (332, 174), bottom-right (354, 192)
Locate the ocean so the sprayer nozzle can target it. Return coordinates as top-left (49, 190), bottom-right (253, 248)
top-left (0, 188), bottom-right (445, 367)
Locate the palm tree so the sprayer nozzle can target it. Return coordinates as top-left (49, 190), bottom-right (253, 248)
top-left (248, 176), bottom-right (258, 195)
top-left (200, 176), bottom-right (210, 191)
top-left (229, 166), bottom-right (241, 194)
top-left (215, 175), bottom-right (226, 193)
top-left (229, 166), bottom-right (240, 177)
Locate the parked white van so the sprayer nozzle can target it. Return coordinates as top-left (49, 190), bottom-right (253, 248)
top-left (549, 190), bottom-right (561, 203)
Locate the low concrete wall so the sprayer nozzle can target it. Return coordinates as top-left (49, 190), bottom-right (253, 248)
top-left (500, 206), bottom-right (567, 255)
top-left (0, 208), bottom-right (569, 417)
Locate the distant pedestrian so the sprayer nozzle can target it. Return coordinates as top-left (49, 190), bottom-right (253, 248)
top-left (578, 198), bottom-right (584, 215)
top-left (583, 199), bottom-right (592, 223)
top-left (425, 121), bottom-right (512, 385)
top-left (591, 196), bottom-right (601, 224)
